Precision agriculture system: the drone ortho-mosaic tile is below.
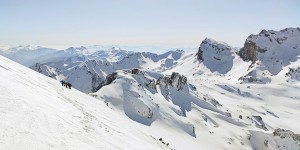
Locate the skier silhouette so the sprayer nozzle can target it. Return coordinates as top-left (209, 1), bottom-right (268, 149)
top-left (60, 80), bottom-right (65, 86)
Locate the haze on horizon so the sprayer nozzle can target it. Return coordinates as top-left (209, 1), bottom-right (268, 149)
top-left (0, 0), bottom-right (299, 50)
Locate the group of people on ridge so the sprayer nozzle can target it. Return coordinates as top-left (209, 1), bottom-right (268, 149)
top-left (60, 80), bottom-right (72, 89)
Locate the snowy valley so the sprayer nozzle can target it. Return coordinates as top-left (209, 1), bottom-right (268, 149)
top-left (1, 27), bottom-right (300, 150)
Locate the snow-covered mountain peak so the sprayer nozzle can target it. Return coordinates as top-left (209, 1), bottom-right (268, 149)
top-left (238, 27), bottom-right (300, 83)
top-left (0, 46), bottom-right (58, 66)
top-left (65, 46), bottom-right (89, 55)
top-left (108, 46), bottom-right (122, 51)
top-left (2, 26), bottom-right (300, 149)
top-left (159, 49), bottom-right (185, 60)
top-left (240, 27), bottom-right (300, 63)
top-left (197, 38), bottom-right (235, 74)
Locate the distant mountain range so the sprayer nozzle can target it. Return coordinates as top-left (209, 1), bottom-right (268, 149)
top-left (1, 27), bottom-right (300, 150)
top-left (2, 27), bottom-right (299, 93)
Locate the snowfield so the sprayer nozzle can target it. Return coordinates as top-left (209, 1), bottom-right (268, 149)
top-left (1, 54), bottom-right (300, 150)
top-left (1, 27), bottom-right (300, 150)
top-left (0, 56), bottom-right (176, 150)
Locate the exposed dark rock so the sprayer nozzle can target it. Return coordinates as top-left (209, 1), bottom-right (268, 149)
top-left (95, 72), bottom-right (118, 91)
top-left (90, 72), bottom-right (103, 92)
top-left (203, 95), bottom-right (222, 107)
top-left (157, 72), bottom-right (187, 91)
top-left (146, 79), bottom-right (156, 89)
top-left (131, 68), bottom-right (139, 74)
top-left (189, 84), bottom-right (197, 91)
top-left (264, 140), bottom-right (268, 147)
top-left (197, 46), bottom-right (203, 61)
top-left (239, 40), bottom-right (257, 63)
top-left (257, 47), bottom-right (268, 53)
top-left (273, 128), bottom-right (300, 142)
top-left (239, 115), bottom-right (242, 119)
top-left (253, 115), bottom-right (268, 130)
top-left (225, 112), bottom-right (232, 118)
top-left (104, 72), bottom-right (118, 85)
top-left (275, 37), bottom-right (288, 44)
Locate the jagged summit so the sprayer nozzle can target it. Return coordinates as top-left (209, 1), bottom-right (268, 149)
top-left (238, 27), bottom-right (300, 83)
top-left (239, 27), bottom-right (300, 65)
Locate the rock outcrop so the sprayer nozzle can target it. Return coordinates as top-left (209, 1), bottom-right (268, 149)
top-left (273, 128), bottom-right (300, 142)
top-left (157, 72), bottom-right (187, 90)
top-left (239, 28), bottom-right (300, 66)
top-left (252, 115), bottom-right (268, 131)
top-left (95, 72), bottom-right (118, 91)
top-left (239, 40), bottom-right (257, 63)
top-left (197, 46), bottom-right (204, 61)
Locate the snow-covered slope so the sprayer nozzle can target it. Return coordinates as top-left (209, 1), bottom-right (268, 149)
top-left (29, 50), bottom-right (187, 93)
top-left (164, 38), bottom-right (250, 84)
top-left (6, 53), bottom-right (300, 150)
top-left (1, 27), bottom-right (300, 149)
top-left (0, 46), bottom-right (133, 67)
top-left (0, 55), bottom-right (198, 150)
top-left (238, 28), bottom-right (300, 83)
top-left (90, 67), bottom-right (300, 150)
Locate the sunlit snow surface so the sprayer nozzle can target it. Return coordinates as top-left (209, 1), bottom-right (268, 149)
top-left (1, 54), bottom-right (300, 149)
top-left (1, 28), bottom-right (300, 149)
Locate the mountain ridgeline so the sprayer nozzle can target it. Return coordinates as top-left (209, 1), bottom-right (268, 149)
top-left (1, 27), bottom-right (300, 150)
top-left (11, 28), bottom-right (294, 92)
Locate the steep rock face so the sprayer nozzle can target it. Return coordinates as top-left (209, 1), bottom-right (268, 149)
top-left (197, 46), bottom-right (203, 61)
top-left (95, 72), bottom-right (118, 91)
top-left (197, 38), bottom-right (235, 74)
top-left (239, 40), bottom-right (257, 62)
top-left (239, 28), bottom-right (300, 75)
top-left (238, 28), bottom-right (300, 84)
top-left (157, 72), bottom-right (187, 91)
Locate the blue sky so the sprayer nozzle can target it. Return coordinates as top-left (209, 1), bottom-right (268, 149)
top-left (0, 0), bottom-right (299, 49)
